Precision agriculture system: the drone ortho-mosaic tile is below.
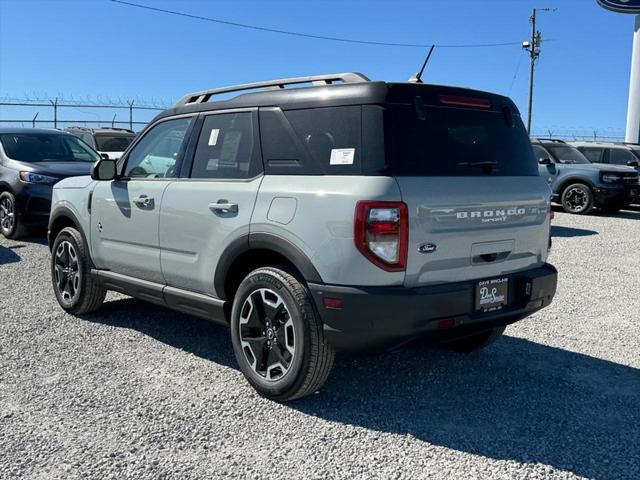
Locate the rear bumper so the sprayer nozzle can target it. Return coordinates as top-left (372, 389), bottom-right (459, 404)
top-left (309, 263), bottom-right (557, 351)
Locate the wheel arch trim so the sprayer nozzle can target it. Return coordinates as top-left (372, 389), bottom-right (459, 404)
top-left (213, 232), bottom-right (323, 300)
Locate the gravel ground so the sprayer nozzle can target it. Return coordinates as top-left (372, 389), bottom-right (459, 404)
top-left (1, 209), bottom-right (639, 480)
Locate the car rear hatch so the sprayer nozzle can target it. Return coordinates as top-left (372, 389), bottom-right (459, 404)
top-left (384, 85), bottom-right (551, 287)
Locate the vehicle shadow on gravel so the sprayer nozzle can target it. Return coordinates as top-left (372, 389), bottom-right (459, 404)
top-left (83, 298), bottom-right (639, 479)
top-left (0, 245), bottom-right (21, 265)
top-left (297, 337), bottom-right (640, 480)
top-left (550, 225), bottom-right (598, 237)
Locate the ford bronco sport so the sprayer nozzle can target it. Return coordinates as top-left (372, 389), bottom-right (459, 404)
top-left (48, 73), bottom-right (557, 401)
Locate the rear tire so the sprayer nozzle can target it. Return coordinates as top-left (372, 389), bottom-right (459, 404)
top-left (230, 266), bottom-right (334, 402)
top-left (51, 227), bottom-right (106, 315)
top-left (0, 191), bottom-right (27, 239)
top-left (443, 326), bottom-right (505, 353)
top-left (560, 183), bottom-right (594, 214)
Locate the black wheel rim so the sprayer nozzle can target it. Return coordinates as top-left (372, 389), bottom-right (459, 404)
top-left (565, 186), bottom-right (588, 213)
top-left (239, 288), bottom-right (295, 381)
top-left (54, 240), bottom-right (81, 305)
top-left (0, 196), bottom-right (14, 233)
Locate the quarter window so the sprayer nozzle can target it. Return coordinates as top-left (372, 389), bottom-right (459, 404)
top-left (124, 117), bottom-right (192, 178)
top-left (191, 112), bottom-right (260, 179)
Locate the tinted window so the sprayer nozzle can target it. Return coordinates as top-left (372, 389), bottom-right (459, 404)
top-left (124, 117), bottom-right (191, 178)
top-left (609, 148), bottom-right (636, 165)
top-left (0, 133), bottom-right (99, 162)
top-left (579, 147), bottom-right (605, 163)
top-left (284, 106), bottom-right (362, 174)
top-left (95, 134), bottom-right (135, 152)
top-left (532, 145), bottom-right (551, 162)
top-left (191, 112), bottom-right (260, 179)
top-left (545, 145), bottom-right (589, 164)
top-left (387, 105), bottom-right (537, 176)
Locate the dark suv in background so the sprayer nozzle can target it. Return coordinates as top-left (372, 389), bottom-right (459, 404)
top-left (532, 138), bottom-right (639, 214)
top-left (65, 127), bottom-right (136, 160)
top-left (0, 128), bottom-right (99, 238)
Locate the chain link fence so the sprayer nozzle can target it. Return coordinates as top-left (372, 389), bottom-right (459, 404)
top-left (0, 96), bottom-right (169, 132)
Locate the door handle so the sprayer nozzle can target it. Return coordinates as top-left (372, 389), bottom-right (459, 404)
top-left (133, 195), bottom-right (154, 209)
top-left (209, 200), bottom-right (238, 214)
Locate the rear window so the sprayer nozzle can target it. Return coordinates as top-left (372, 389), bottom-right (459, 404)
top-left (386, 104), bottom-right (537, 176)
top-left (95, 134), bottom-right (135, 152)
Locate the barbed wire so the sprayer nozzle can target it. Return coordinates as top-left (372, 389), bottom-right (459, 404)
top-left (0, 93), bottom-right (170, 109)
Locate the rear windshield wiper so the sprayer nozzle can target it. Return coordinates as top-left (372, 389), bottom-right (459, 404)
top-left (457, 161), bottom-right (498, 173)
top-left (457, 161), bottom-right (498, 168)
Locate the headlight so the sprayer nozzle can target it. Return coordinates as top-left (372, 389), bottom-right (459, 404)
top-left (19, 171), bottom-right (58, 185)
top-left (601, 173), bottom-right (622, 183)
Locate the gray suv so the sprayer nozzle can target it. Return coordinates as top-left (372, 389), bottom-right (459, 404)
top-left (48, 73), bottom-right (557, 401)
top-left (532, 139), bottom-right (639, 214)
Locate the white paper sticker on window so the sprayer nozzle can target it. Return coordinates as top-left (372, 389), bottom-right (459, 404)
top-left (329, 148), bottom-right (355, 165)
top-left (208, 128), bottom-right (220, 146)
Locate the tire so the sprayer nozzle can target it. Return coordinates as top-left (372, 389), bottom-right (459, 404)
top-left (51, 227), bottom-right (106, 315)
top-left (230, 266), bottom-right (334, 402)
top-left (443, 326), bottom-right (505, 353)
top-left (0, 191), bottom-right (27, 239)
top-left (560, 183), bottom-right (594, 214)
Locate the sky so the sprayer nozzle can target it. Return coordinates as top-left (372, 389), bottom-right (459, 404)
top-left (0, 0), bottom-right (637, 138)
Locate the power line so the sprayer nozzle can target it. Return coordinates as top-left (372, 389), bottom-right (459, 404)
top-left (109, 0), bottom-right (525, 49)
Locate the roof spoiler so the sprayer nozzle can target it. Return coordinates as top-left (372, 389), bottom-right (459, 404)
top-left (174, 72), bottom-right (370, 107)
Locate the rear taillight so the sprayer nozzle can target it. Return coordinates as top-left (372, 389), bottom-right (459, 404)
top-left (354, 201), bottom-right (408, 272)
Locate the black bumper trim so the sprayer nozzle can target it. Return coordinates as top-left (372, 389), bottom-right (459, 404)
top-left (309, 263), bottom-right (557, 351)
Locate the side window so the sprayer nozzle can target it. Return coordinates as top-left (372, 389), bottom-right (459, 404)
top-left (284, 106), bottom-right (362, 174)
top-left (609, 148), bottom-right (636, 165)
top-left (532, 145), bottom-right (551, 162)
top-left (191, 112), bottom-right (260, 179)
top-left (124, 117), bottom-right (192, 178)
top-left (580, 147), bottom-right (605, 163)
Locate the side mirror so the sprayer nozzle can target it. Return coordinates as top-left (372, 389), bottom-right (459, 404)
top-left (538, 157), bottom-right (552, 165)
top-left (91, 159), bottom-right (117, 181)
top-left (627, 160), bottom-right (639, 168)
top-left (100, 153), bottom-right (110, 160)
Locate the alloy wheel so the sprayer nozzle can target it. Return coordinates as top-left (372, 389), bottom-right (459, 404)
top-left (0, 196), bottom-right (15, 234)
top-left (239, 288), bottom-right (296, 381)
top-left (565, 186), bottom-right (588, 213)
top-left (54, 240), bottom-right (81, 304)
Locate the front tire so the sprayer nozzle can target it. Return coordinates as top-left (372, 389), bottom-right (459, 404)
top-left (230, 266), bottom-right (334, 401)
top-left (560, 183), bottom-right (594, 214)
top-left (443, 326), bottom-right (505, 353)
top-left (51, 227), bottom-right (106, 315)
top-left (0, 191), bottom-right (27, 239)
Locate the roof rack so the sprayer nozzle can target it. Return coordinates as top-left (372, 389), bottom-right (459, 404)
top-left (174, 72), bottom-right (370, 107)
top-left (534, 138), bottom-right (567, 143)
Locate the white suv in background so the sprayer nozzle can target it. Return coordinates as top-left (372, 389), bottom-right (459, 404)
top-left (569, 141), bottom-right (640, 169)
top-left (65, 127), bottom-right (136, 160)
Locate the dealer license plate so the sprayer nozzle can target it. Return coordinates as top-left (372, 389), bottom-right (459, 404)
top-left (475, 277), bottom-right (509, 312)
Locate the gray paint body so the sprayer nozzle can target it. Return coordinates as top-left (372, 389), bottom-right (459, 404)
top-left (52, 172), bottom-right (551, 296)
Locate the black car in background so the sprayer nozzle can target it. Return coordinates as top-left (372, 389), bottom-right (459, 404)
top-left (0, 128), bottom-right (99, 238)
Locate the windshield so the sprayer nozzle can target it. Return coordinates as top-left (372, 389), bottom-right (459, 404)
top-left (95, 134), bottom-right (135, 152)
top-left (0, 133), bottom-right (100, 162)
top-left (545, 145), bottom-right (590, 164)
top-left (386, 104), bottom-right (538, 176)
top-left (629, 146), bottom-right (640, 160)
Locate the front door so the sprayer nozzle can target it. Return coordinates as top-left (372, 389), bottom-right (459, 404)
top-left (90, 116), bottom-right (194, 283)
top-left (159, 110), bottom-right (262, 296)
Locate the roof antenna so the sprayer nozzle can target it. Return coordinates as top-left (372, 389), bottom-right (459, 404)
top-left (408, 45), bottom-right (436, 83)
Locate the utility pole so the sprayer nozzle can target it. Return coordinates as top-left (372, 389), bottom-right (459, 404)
top-left (523, 8), bottom-right (542, 135)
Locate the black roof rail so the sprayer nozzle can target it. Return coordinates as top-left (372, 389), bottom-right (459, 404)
top-left (174, 72), bottom-right (370, 107)
top-left (534, 138), bottom-right (567, 143)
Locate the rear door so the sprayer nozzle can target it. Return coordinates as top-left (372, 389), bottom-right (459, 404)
top-left (159, 109), bottom-right (262, 296)
top-left (90, 116), bottom-right (194, 283)
top-left (386, 101), bottom-right (550, 288)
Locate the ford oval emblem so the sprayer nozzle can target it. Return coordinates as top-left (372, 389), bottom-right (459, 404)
top-left (418, 243), bottom-right (437, 254)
